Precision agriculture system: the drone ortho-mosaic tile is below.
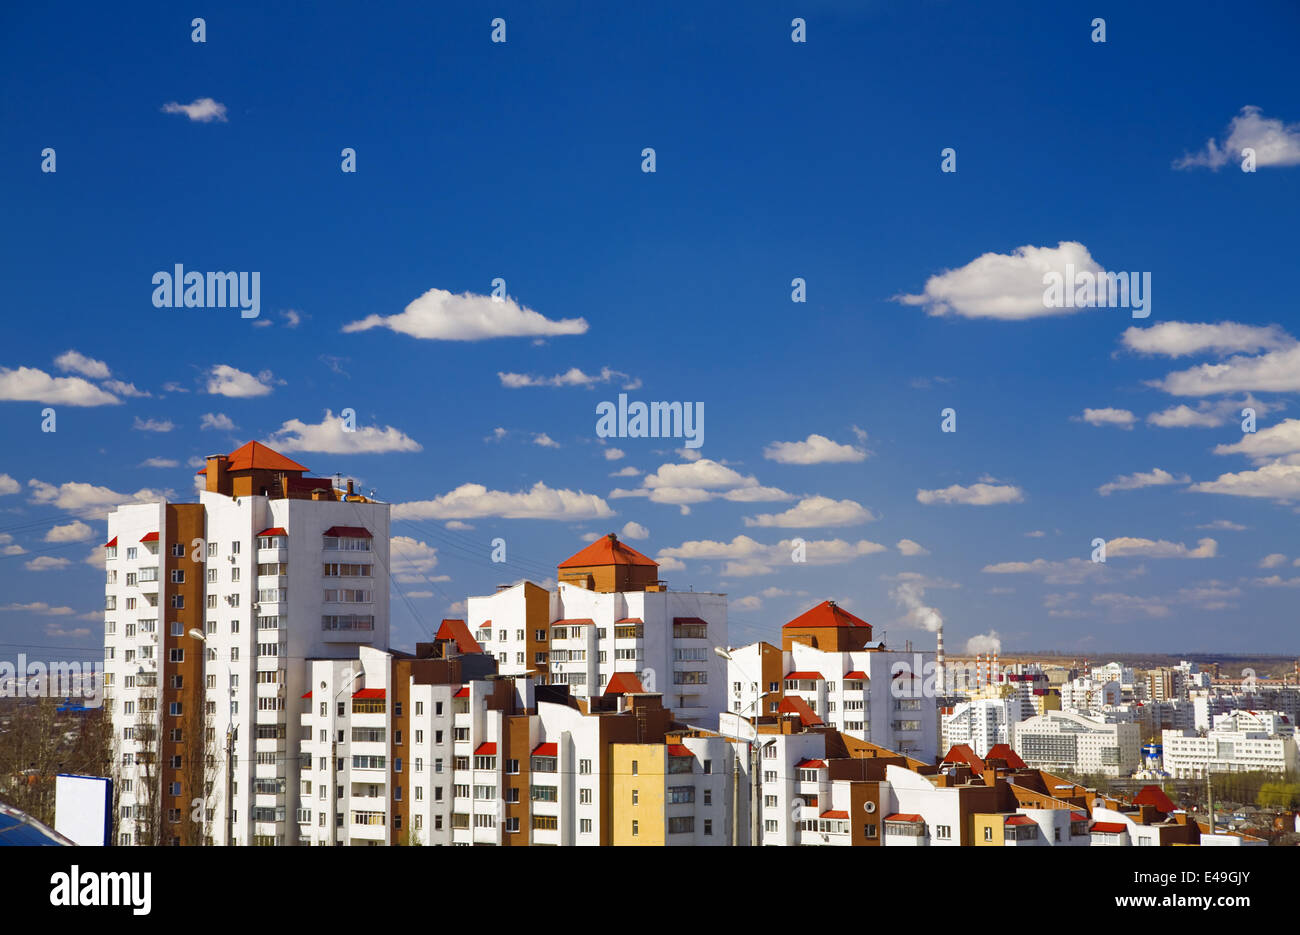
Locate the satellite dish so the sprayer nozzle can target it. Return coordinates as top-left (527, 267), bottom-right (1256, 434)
top-left (864, 800), bottom-right (877, 813)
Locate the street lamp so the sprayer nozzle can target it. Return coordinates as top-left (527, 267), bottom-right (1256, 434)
top-left (330, 668), bottom-right (361, 846)
top-left (714, 646), bottom-right (761, 847)
top-left (188, 629), bottom-right (235, 846)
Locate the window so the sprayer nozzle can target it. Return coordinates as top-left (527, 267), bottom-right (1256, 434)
top-left (170, 569), bottom-right (185, 583)
top-left (169, 702), bottom-right (183, 716)
top-left (631, 789), bottom-right (638, 805)
top-left (631, 820), bottom-right (639, 837)
top-left (984, 827), bottom-right (993, 841)
top-left (580, 818), bottom-right (592, 834)
top-left (207, 594), bottom-right (218, 609)
top-left (667, 786), bottom-right (694, 804)
top-left (863, 823), bottom-right (877, 838)
top-left (415, 701), bottom-right (423, 717)
top-left (532, 815), bottom-right (558, 831)
top-left (170, 595), bottom-right (184, 609)
top-left (631, 760), bottom-right (638, 776)
top-left (704, 819), bottom-right (712, 836)
top-left (936, 824), bottom-right (952, 840)
top-left (506, 758), bottom-right (519, 774)
top-left (580, 788), bottom-right (592, 804)
top-left (668, 817), bottom-right (694, 834)
top-left (168, 648), bottom-right (184, 663)
top-left (127, 547), bottom-right (137, 560)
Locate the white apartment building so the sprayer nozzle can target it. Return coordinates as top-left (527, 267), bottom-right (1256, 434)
top-left (103, 441), bottom-right (390, 846)
top-left (1013, 711), bottom-right (1141, 778)
top-left (1162, 710), bottom-right (1298, 778)
top-left (942, 698), bottom-right (1020, 758)
top-left (470, 535), bottom-right (727, 725)
top-left (1061, 677), bottom-right (1121, 714)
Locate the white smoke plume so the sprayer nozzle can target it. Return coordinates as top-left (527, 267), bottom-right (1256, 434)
top-left (891, 578), bottom-right (944, 633)
top-left (965, 631), bottom-right (1003, 655)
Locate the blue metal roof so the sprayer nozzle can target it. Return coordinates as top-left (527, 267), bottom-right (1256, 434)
top-left (0, 803), bottom-right (73, 845)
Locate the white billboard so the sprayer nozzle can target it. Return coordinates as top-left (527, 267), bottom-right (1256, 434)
top-left (54, 774), bottom-right (113, 846)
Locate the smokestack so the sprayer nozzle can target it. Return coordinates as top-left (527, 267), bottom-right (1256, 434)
top-left (993, 652), bottom-right (1000, 685)
top-left (976, 654), bottom-right (983, 689)
top-left (935, 620), bottom-right (946, 693)
top-left (346, 478), bottom-right (355, 497)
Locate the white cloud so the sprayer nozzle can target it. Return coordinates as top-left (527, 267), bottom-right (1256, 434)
top-left (533, 433), bottom-right (560, 448)
top-left (1106, 536), bottom-right (1217, 559)
top-left (1214, 418), bottom-right (1300, 462)
top-left (26, 556), bottom-right (71, 571)
top-left (1197, 519), bottom-right (1247, 531)
top-left (140, 457), bottom-right (179, 468)
top-left (609, 466), bottom-right (640, 477)
top-left (28, 479), bottom-right (167, 514)
top-left (206, 364), bottom-right (274, 398)
top-left (266, 409), bottom-right (421, 454)
top-left (132, 416), bottom-right (174, 432)
top-left (604, 448), bottom-right (625, 461)
top-left (45, 521), bottom-right (94, 543)
top-left (981, 557), bottom-right (1107, 585)
top-left (0, 367), bottom-right (119, 406)
top-left (404, 591), bottom-right (434, 599)
top-left (917, 482), bottom-right (1024, 506)
top-left (200, 412), bottom-right (237, 431)
top-left (657, 534), bottom-right (886, 576)
top-left (1092, 593), bottom-right (1171, 618)
top-left (1024, 530), bottom-right (1046, 538)
top-left (897, 538), bottom-right (930, 556)
top-left (161, 97), bottom-right (228, 122)
top-left (1078, 407), bottom-right (1136, 430)
top-left (54, 350), bottom-right (110, 379)
top-left (620, 521), bottom-right (649, 539)
top-left (498, 367), bottom-right (638, 389)
top-left (395, 482), bottom-right (614, 521)
top-left (1189, 461), bottom-right (1300, 501)
top-left (720, 486), bottom-right (792, 503)
top-left (390, 536), bottom-right (440, 580)
top-left (0, 474), bottom-right (18, 495)
top-left (1153, 344), bottom-right (1300, 396)
top-left (344, 288), bottom-right (587, 342)
top-left (1097, 468), bottom-right (1189, 496)
top-left (763, 433), bottom-right (867, 465)
top-left (102, 380), bottom-right (151, 398)
top-left (675, 448), bottom-right (703, 462)
top-left (1174, 106), bottom-right (1300, 170)
top-left (445, 520), bottom-right (474, 531)
top-left (733, 596), bottom-right (763, 611)
top-left (743, 495), bottom-right (875, 528)
top-left (1260, 553), bottom-right (1287, 568)
top-left (1146, 404), bottom-right (1224, 428)
top-left (0, 601), bottom-right (76, 616)
top-left (1121, 321), bottom-right (1292, 358)
top-left (83, 545), bottom-right (104, 568)
top-left (613, 459), bottom-right (789, 512)
top-left (895, 241), bottom-right (1103, 320)
top-left (1253, 575), bottom-right (1300, 587)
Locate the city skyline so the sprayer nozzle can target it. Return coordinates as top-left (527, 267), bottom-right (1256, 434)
top-left (3, 2), bottom-right (1300, 663)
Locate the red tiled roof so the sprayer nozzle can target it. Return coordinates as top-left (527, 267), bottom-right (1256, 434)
top-left (474, 742), bottom-right (497, 756)
top-left (1071, 812), bottom-right (1090, 822)
top-left (795, 758), bottom-right (827, 769)
top-left (532, 742), bottom-right (558, 757)
top-left (783, 600), bottom-right (872, 633)
top-left (605, 672), bottom-right (646, 695)
top-left (435, 619), bottom-right (482, 654)
top-left (453, 687), bottom-right (469, 698)
top-left (324, 525), bottom-right (371, 538)
top-left (942, 744), bottom-right (986, 772)
top-left (820, 810), bottom-right (849, 819)
top-left (785, 671), bottom-right (824, 680)
top-left (352, 688), bottom-right (385, 699)
top-left (843, 670), bottom-right (867, 680)
top-left (777, 695), bottom-right (824, 727)
top-left (139, 532), bottom-right (159, 542)
top-left (666, 744), bottom-right (694, 758)
top-left (616, 617), bottom-right (643, 624)
top-left (257, 527), bottom-right (287, 537)
top-left (1005, 815), bottom-right (1037, 826)
top-left (196, 441), bottom-right (309, 474)
top-left (558, 534), bottom-right (657, 569)
top-left (1090, 822), bottom-right (1128, 834)
top-left (554, 618), bottom-right (594, 626)
top-left (1134, 785), bottom-right (1176, 813)
top-left (104, 536), bottom-right (117, 548)
top-left (884, 813), bottom-right (924, 823)
top-left (984, 743), bottom-right (1028, 770)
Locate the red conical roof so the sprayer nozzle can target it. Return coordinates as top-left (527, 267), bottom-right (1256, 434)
top-left (558, 534), bottom-right (657, 569)
top-left (196, 441), bottom-right (309, 475)
top-left (782, 600), bottom-right (872, 631)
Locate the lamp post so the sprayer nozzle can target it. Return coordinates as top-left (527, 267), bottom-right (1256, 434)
top-left (714, 646), bottom-right (761, 847)
top-left (329, 668), bottom-right (361, 846)
top-left (187, 628), bottom-right (235, 846)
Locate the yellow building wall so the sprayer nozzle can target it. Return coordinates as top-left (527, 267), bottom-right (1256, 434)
top-left (973, 814), bottom-right (1005, 846)
top-left (612, 745), bottom-right (665, 846)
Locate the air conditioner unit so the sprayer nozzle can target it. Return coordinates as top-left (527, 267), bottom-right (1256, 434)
top-left (252, 603), bottom-right (261, 612)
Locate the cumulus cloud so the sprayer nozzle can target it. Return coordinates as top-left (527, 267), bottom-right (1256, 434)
top-left (161, 97), bottom-right (228, 122)
top-left (140, 458), bottom-right (179, 468)
top-left (395, 482), bottom-right (613, 521)
top-left (1152, 345), bottom-right (1300, 396)
top-left (609, 466), bottom-right (640, 477)
top-left (1213, 418), bottom-right (1300, 462)
top-left (620, 521), bottom-right (649, 539)
top-left (744, 495), bottom-right (875, 528)
top-left (1092, 593), bottom-right (1171, 618)
top-left (0, 601), bottom-right (76, 615)
top-left (1189, 462), bottom-right (1300, 501)
top-left (1174, 106), bottom-right (1300, 170)
top-left (132, 416), bottom-right (174, 432)
top-left (266, 409), bottom-right (422, 455)
top-left (604, 448), bottom-right (625, 461)
top-left (54, 350), bottom-right (110, 379)
top-left (206, 364), bottom-right (274, 397)
top-left (444, 520), bottom-right (474, 531)
top-left (1097, 468), bottom-right (1189, 496)
top-left (1197, 519), bottom-right (1247, 531)
top-left (613, 459), bottom-right (791, 513)
top-left (26, 556), bottom-right (71, 571)
top-left (45, 521), bottom-right (94, 543)
top-left (1106, 536), bottom-right (1217, 559)
top-left (498, 367), bottom-right (638, 389)
top-left (532, 433), bottom-right (560, 448)
top-left (200, 412), bottom-right (237, 431)
top-left (28, 479), bottom-right (167, 515)
top-left (981, 557), bottom-right (1108, 586)
top-left (1077, 408), bottom-right (1136, 429)
top-left (895, 241), bottom-right (1103, 320)
top-left (917, 482), bottom-right (1023, 506)
top-left (0, 367), bottom-right (119, 406)
top-left (1260, 553), bottom-right (1287, 568)
top-left (1121, 321), bottom-right (1293, 358)
top-left (344, 288), bottom-right (587, 342)
top-left (0, 474), bottom-right (18, 495)
top-left (763, 434), bottom-right (868, 464)
top-left (390, 536), bottom-right (441, 582)
top-left (102, 380), bottom-right (151, 398)
top-left (897, 539), bottom-right (930, 556)
top-left (657, 534), bottom-right (886, 576)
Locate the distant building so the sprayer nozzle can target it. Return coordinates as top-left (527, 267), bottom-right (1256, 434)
top-left (1161, 710), bottom-right (1298, 778)
top-left (1013, 711), bottom-right (1141, 777)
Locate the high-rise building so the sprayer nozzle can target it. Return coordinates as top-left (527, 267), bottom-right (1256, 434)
top-left (103, 441), bottom-right (391, 846)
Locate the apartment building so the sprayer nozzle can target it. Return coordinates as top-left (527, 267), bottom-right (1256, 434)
top-left (1162, 710), bottom-right (1298, 778)
top-left (941, 698), bottom-right (1021, 758)
top-left (103, 441), bottom-right (391, 846)
top-left (723, 601), bottom-right (939, 761)
top-left (1013, 710), bottom-right (1141, 778)
top-left (470, 534), bottom-right (727, 725)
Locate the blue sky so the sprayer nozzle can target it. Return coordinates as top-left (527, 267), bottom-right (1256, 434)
top-left (2, 1), bottom-right (1299, 662)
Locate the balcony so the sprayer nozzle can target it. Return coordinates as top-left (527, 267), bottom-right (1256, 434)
top-left (258, 547), bottom-right (289, 564)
